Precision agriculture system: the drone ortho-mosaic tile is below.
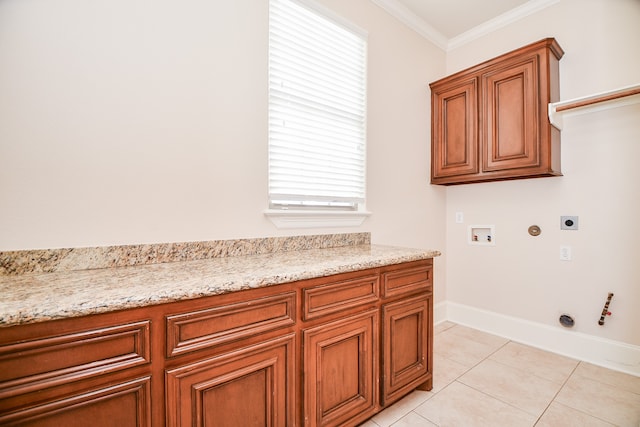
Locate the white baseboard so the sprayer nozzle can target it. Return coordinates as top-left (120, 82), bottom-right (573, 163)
top-left (434, 301), bottom-right (448, 325)
top-left (437, 301), bottom-right (640, 377)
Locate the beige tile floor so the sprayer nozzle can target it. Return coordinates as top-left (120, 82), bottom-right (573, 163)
top-left (360, 322), bottom-right (640, 427)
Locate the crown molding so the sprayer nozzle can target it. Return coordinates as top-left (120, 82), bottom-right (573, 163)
top-left (369, 0), bottom-right (448, 50)
top-left (370, 0), bottom-right (559, 51)
top-left (448, 0), bottom-right (560, 50)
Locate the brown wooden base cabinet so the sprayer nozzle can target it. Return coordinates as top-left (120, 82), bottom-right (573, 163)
top-left (0, 259), bottom-right (433, 427)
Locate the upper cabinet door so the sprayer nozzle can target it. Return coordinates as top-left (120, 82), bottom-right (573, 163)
top-left (431, 76), bottom-right (478, 183)
top-left (482, 56), bottom-right (539, 172)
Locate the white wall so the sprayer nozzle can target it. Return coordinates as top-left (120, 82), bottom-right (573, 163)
top-left (0, 0), bottom-right (446, 288)
top-left (0, 1), bottom-right (273, 248)
top-left (444, 0), bottom-right (640, 354)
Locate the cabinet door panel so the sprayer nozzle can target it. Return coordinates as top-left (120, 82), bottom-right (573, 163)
top-left (482, 57), bottom-right (539, 171)
top-left (165, 334), bottom-right (295, 427)
top-left (0, 377), bottom-right (151, 427)
top-left (431, 77), bottom-right (478, 181)
top-left (303, 310), bottom-right (378, 427)
top-left (382, 295), bottom-right (432, 405)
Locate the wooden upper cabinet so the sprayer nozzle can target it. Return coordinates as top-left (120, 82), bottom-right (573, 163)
top-left (430, 38), bottom-right (564, 185)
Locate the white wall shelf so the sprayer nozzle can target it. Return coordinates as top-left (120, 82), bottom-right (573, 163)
top-left (548, 83), bottom-right (640, 130)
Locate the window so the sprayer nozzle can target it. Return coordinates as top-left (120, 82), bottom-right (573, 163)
top-left (267, 0), bottom-right (368, 227)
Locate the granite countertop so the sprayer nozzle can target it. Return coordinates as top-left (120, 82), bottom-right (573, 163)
top-left (0, 244), bottom-right (440, 327)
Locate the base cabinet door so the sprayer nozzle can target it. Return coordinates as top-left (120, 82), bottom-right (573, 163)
top-left (382, 294), bottom-right (432, 406)
top-left (165, 334), bottom-right (295, 427)
top-left (302, 310), bottom-right (379, 427)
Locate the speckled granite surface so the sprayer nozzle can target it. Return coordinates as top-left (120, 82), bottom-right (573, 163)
top-left (0, 240), bottom-right (440, 327)
top-left (0, 233), bottom-right (370, 275)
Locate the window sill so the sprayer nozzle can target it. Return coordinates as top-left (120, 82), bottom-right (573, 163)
top-left (264, 209), bottom-right (371, 229)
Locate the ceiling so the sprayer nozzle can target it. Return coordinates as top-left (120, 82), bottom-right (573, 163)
top-left (396, 0), bottom-right (531, 39)
top-left (371, 0), bottom-right (558, 50)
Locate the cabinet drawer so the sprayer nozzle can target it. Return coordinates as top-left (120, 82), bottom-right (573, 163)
top-left (0, 376), bottom-right (151, 427)
top-left (303, 274), bottom-right (379, 321)
top-left (0, 320), bottom-right (150, 398)
top-left (166, 291), bottom-right (296, 357)
top-left (382, 265), bottom-right (432, 298)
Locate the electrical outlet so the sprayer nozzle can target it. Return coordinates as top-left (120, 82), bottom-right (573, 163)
top-left (560, 246), bottom-right (572, 261)
top-left (561, 216), bottom-right (578, 230)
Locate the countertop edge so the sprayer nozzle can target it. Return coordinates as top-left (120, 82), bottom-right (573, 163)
top-left (0, 245), bottom-right (440, 327)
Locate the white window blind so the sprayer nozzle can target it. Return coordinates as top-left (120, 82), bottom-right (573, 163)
top-left (268, 0), bottom-right (367, 210)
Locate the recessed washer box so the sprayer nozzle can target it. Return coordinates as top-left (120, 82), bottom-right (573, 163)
top-left (468, 225), bottom-right (495, 246)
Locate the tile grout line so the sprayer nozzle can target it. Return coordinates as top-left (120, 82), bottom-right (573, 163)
top-left (454, 337), bottom-right (555, 423)
top-left (537, 362), bottom-right (631, 426)
top-left (530, 359), bottom-right (581, 426)
top-left (433, 337), bottom-right (539, 423)
top-left (380, 324), bottom-right (639, 427)
top-left (436, 325), bottom-right (550, 423)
